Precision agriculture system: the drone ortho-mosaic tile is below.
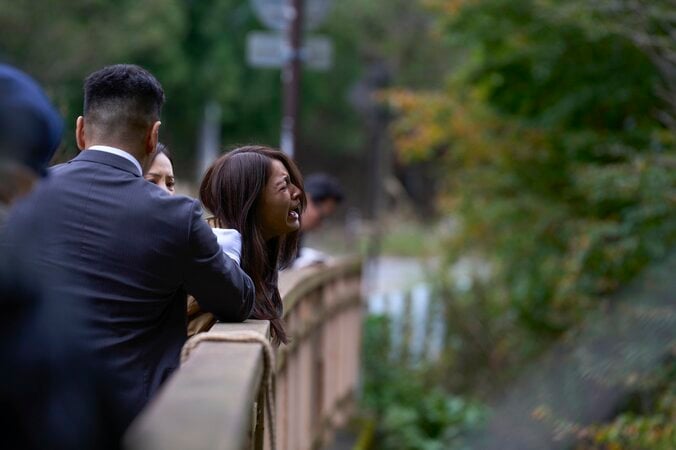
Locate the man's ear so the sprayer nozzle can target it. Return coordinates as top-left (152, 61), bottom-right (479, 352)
top-left (146, 121), bottom-right (161, 155)
top-left (75, 116), bottom-right (86, 151)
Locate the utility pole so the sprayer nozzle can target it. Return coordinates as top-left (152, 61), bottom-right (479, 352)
top-left (280, 0), bottom-right (304, 157)
top-left (248, 0), bottom-right (332, 156)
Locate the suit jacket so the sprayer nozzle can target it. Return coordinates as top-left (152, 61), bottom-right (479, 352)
top-left (1, 149), bottom-right (255, 427)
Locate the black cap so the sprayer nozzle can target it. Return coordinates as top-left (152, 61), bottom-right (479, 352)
top-left (0, 64), bottom-right (64, 177)
top-left (304, 173), bottom-right (345, 203)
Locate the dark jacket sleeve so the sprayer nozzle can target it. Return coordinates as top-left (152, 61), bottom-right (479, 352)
top-left (183, 202), bottom-right (255, 322)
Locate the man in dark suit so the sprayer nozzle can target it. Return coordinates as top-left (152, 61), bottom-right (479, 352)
top-left (2, 64), bottom-right (255, 428)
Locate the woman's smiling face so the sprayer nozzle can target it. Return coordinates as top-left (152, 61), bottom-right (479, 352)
top-left (258, 158), bottom-right (302, 240)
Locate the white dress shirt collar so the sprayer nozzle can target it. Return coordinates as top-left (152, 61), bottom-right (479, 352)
top-left (88, 145), bottom-right (143, 176)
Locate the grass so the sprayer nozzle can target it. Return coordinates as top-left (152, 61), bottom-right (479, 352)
top-left (306, 213), bottom-right (443, 259)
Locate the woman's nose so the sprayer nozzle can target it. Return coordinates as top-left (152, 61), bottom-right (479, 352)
top-left (290, 185), bottom-right (301, 199)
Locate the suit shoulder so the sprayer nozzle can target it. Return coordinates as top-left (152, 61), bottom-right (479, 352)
top-left (172, 193), bottom-right (202, 211)
top-left (48, 162), bottom-right (68, 174)
top-left (140, 187), bottom-right (207, 234)
top-left (141, 185), bottom-right (202, 215)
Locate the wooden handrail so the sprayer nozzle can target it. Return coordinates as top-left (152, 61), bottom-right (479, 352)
top-left (124, 256), bottom-right (363, 450)
top-left (279, 257), bottom-right (362, 315)
top-left (124, 321), bottom-right (270, 450)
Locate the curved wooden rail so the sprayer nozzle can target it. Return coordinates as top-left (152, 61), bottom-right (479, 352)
top-left (124, 256), bottom-right (363, 450)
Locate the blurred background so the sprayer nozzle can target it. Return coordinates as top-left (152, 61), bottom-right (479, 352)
top-left (2, 0), bottom-right (674, 448)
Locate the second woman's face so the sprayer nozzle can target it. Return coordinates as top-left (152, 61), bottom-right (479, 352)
top-left (259, 158), bottom-right (302, 240)
top-left (144, 153), bottom-right (175, 195)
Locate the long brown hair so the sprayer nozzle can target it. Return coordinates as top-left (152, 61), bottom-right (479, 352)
top-left (199, 146), bottom-right (306, 344)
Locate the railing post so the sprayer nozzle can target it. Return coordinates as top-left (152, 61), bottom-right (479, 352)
top-left (253, 387), bottom-right (265, 450)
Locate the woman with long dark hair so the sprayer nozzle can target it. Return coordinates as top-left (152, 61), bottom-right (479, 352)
top-left (197, 145), bottom-right (305, 344)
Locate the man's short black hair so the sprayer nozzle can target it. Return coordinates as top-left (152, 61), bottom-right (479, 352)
top-left (304, 173), bottom-right (344, 204)
top-left (83, 64), bottom-right (164, 136)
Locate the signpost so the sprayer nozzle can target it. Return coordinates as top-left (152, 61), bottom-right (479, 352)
top-left (248, 0), bottom-right (334, 157)
top-left (247, 32), bottom-right (333, 71)
top-left (250, 0), bottom-right (332, 31)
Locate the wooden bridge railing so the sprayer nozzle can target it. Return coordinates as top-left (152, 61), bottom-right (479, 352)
top-left (124, 256), bottom-right (363, 450)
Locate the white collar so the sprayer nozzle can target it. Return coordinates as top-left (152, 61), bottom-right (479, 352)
top-left (211, 228), bottom-right (242, 265)
top-left (88, 145), bottom-right (143, 176)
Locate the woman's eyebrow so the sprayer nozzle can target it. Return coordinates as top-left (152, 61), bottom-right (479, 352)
top-left (276, 174), bottom-right (290, 185)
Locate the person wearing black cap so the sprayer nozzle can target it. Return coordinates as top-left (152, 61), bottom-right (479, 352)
top-left (0, 64), bottom-right (63, 224)
top-left (301, 173), bottom-right (345, 232)
top-left (292, 172), bottom-right (345, 268)
top-left (0, 64), bottom-right (125, 449)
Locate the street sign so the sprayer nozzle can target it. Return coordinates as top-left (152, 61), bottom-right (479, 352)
top-left (250, 0), bottom-right (333, 31)
top-left (246, 31), bottom-right (333, 71)
top-left (249, 0), bottom-right (334, 157)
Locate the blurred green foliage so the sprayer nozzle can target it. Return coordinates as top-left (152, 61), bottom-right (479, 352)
top-left (575, 361), bottom-right (676, 450)
top-left (0, 0), bottom-right (383, 173)
top-left (389, 0), bottom-right (675, 334)
top-left (361, 315), bottom-right (487, 450)
top-left (382, 0), bottom-right (675, 447)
